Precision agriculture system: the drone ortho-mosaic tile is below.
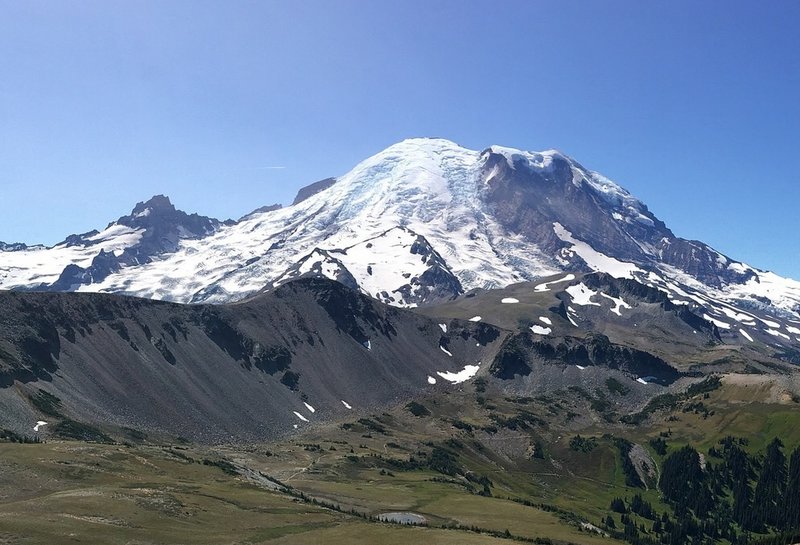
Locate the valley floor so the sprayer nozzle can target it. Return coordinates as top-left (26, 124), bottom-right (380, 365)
top-left (3, 374), bottom-right (800, 544)
top-left (0, 440), bottom-right (614, 545)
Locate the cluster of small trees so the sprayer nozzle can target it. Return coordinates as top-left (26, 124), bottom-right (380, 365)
top-left (0, 429), bottom-right (41, 443)
top-left (605, 436), bottom-right (800, 545)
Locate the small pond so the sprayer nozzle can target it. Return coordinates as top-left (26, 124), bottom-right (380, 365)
top-left (378, 512), bottom-right (427, 525)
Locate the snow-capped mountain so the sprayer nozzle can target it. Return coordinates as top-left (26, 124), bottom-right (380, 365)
top-left (0, 194), bottom-right (229, 295)
top-left (268, 226), bottom-right (463, 306)
top-left (1, 138), bottom-right (799, 335)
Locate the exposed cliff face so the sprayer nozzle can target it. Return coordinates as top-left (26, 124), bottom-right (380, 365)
top-left (489, 331), bottom-right (681, 385)
top-left (291, 177), bottom-right (337, 205)
top-left (481, 148), bottom-right (663, 264)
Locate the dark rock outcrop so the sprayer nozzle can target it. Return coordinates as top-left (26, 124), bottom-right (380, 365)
top-left (292, 177), bottom-right (336, 205)
top-left (490, 331), bottom-right (681, 384)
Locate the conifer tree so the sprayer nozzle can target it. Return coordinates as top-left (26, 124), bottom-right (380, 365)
top-left (784, 446), bottom-right (800, 531)
top-left (732, 474), bottom-right (753, 529)
top-left (752, 438), bottom-right (787, 529)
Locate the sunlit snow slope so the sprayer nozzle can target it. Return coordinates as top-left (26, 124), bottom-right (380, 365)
top-left (1, 138), bottom-right (798, 326)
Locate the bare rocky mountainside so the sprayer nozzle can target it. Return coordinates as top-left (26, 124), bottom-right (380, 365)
top-left (1, 269), bottom-right (797, 443)
top-left (0, 278), bottom-right (500, 442)
top-left (1, 137), bottom-right (799, 444)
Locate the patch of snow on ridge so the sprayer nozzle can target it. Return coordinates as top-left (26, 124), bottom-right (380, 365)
top-left (0, 225), bottom-right (145, 289)
top-left (553, 222), bottom-right (642, 278)
top-left (565, 283), bottom-right (601, 306)
top-left (488, 146), bottom-right (559, 172)
top-left (654, 262), bottom-right (800, 320)
top-left (437, 364), bottom-right (480, 384)
top-left (599, 292), bottom-right (631, 316)
top-left (324, 227), bottom-right (437, 306)
top-left (469, 316), bottom-right (482, 322)
top-left (766, 329), bottom-right (790, 340)
top-left (501, 297), bottom-right (519, 304)
top-left (534, 273), bottom-right (576, 292)
top-left (296, 250), bottom-right (343, 279)
top-left (439, 323), bottom-right (447, 333)
top-left (723, 269), bottom-right (800, 317)
top-left (728, 261), bottom-right (752, 274)
top-left (539, 316), bottom-right (552, 325)
top-left (530, 325), bottom-right (551, 335)
top-left (33, 421), bottom-right (47, 432)
top-left (86, 224), bottom-right (145, 247)
top-left (717, 306), bottom-right (757, 324)
top-left (704, 315), bottom-right (731, 330)
top-left (566, 306), bottom-right (580, 327)
top-left (786, 325), bottom-right (800, 335)
top-left (303, 402), bottom-right (316, 413)
top-left (427, 375), bottom-right (437, 384)
top-left (584, 170), bottom-right (653, 227)
top-left (341, 400), bottom-right (352, 409)
top-left (440, 345), bottom-right (453, 356)
top-left (739, 329), bottom-right (754, 342)
top-left (758, 317), bottom-right (780, 328)
top-left (293, 411), bottom-right (309, 422)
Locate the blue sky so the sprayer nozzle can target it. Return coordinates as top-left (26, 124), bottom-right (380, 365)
top-left (1, 1), bottom-right (798, 276)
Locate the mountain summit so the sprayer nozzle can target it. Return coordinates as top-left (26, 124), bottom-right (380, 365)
top-left (1, 138), bottom-right (798, 328)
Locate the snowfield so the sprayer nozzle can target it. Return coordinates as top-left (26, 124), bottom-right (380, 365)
top-left (534, 273), bottom-right (576, 292)
top-left (1, 137), bottom-right (798, 332)
top-left (565, 283), bottom-right (601, 306)
top-left (553, 223), bottom-right (642, 279)
top-left (436, 364), bottom-right (480, 384)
